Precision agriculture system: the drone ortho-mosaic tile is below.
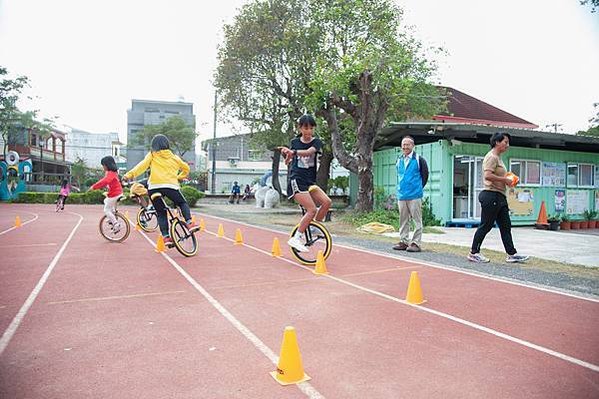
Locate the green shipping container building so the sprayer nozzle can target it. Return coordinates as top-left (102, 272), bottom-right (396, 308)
top-left (372, 122), bottom-right (599, 226)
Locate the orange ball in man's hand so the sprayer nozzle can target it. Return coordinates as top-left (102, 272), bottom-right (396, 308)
top-left (506, 172), bottom-right (519, 187)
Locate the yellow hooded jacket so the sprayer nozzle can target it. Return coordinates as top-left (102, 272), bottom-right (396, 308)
top-left (124, 150), bottom-right (190, 190)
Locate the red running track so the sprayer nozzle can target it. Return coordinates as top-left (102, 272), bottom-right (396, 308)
top-left (0, 204), bottom-right (598, 398)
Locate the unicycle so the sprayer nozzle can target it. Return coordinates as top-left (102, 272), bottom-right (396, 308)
top-left (136, 205), bottom-right (158, 232)
top-left (98, 197), bottom-right (131, 243)
top-left (289, 219), bottom-right (332, 265)
top-left (55, 196), bottom-right (65, 212)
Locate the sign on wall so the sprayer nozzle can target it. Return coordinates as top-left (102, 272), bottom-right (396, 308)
top-left (566, 190), bottom-right (589, 215)
top-left (555, 189), bottom-right (565, 212)
top-left (507, 188), bottom-right (535, 216)
top-left (542, 162), bottom-right (566, 186)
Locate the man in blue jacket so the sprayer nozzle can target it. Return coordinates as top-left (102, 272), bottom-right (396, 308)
top-left (393, 136), bottom-right (429, 252)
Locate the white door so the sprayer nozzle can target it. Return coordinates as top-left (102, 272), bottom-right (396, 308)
top-left (471, 157), bottom-right (484, 219)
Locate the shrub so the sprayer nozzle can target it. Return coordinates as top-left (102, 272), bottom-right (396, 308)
top-left (181, 185), bottom-right (204, 207)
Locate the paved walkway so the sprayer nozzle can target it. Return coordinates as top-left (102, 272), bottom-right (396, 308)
top-left (200, 201), bottom-right (599, 268)
top-left (416, 226), bottom-right (599, 268)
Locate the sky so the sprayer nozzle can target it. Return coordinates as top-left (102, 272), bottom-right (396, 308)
top-left (1, 0), bottom-right (598, 147)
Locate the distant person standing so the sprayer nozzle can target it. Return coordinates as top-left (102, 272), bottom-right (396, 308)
top-left (467, 132), bottom-right (529, 263)
top-left (393, 135), bottom-right (428, 253)
top-left (229, 181), bottom-right (241, 204)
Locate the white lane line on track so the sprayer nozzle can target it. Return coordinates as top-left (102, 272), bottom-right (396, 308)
top-left (46, 290), bottom-right (186, 305)
top-left (0, 212), bottom-right (39, 236)
top-left (0, 243), bottom-right (57, 249)
top-left (0, 213), bottom-right (83, 356)
top-left (132, 226), bottom-right (325, 399)
top-left (197, 212), bottom-right (599, 303)
top-left (203, 228), bottom-right (599, 374)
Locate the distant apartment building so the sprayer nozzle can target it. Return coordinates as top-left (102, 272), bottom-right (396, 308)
top-left (65, 128), bottom-right (125, 170)
top-left (126, 99), bottom-right (196, 171)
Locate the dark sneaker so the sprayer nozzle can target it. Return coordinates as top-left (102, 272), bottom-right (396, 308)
top-left (506, 254), bottom-right (529, 263)
top-left (393, 242), bottom-right (409, 251)
top-left (163, 237), bottom-right (174, 247)
top-left (467, 252), bottom-right (490, 263)
top-left (406, 244), bottom-right (421, 253)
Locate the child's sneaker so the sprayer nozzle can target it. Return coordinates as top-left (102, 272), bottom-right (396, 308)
top-left (288, 235), bottom-right (309, 253)
top-left (506, 254), bottom-right (529, 263)
top-left (111, 222), bottom-right (121, 234)
top-left (467, 252), bottom-right (490, 263)
top-left (163, 237), bottom-right (174, 247)
top-left (186, 221), bottom-right (200, 232)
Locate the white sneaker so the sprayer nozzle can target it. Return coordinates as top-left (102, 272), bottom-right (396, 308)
top-left (467, 252), bottom-right (490, 263)
top-left (288, 235), bottom-right (309, 252)
top-left (506, 254), bottom-right (529, 263)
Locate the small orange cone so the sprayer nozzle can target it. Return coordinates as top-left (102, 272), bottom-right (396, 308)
top-left (199, 218), bottom-right (206, 232)
top-left (135, 223), bottom-right (141, 231)
top-left (192, 214), bottom-right (196, 224)
top-left (155, 235), bottom-right (165, 253)
top-left (313, 250), bottom-right (328, 275)
top-left (234, 228), bottom-right (243, 245)
top-left (14, 216), bottom-right (22, 227)
top-left (535, 201), bottom-right (549, 229)
top-left (405, 271), bottom-right (426, 305)
top-left (217, 223), bottom-right (225, 237)
top-left (270, 326), bottom-right (311, 385)
top-left (271, 237), bottom-right (282, 257)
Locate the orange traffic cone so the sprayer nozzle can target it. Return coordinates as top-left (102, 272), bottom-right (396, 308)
top-left (270, 326), bottom-right (311, 385)
top-left (192, 214), bottom-right (196, 224)
top-left (155, 235), bottom-right (165, 253)
top-left (535, 201), bottom-right (549, 229)
top-left (135, 223), bottom-right (141, 231)
top-left (199, 218), bottom-right (206, 232)
top-left (313, 250), bottom-right (328, 275)
top-left (217, 223), bottom-right (225, 237)
top-left (234, 228), bottom-right (243, 245)
top-left (405, 271), bottom-right (426, 305)
top-left (14, 215), bottom-right (22, 228)
top-left (271, 237), bottom-right (282, 257)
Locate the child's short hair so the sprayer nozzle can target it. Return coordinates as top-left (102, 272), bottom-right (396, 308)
top-left (61, 179), bottom-right (68, 188)
top-left (297, 114), bottom-right (316, 127)
top-left (151, 134), bottom-right (170, 152)
top-left (101, 156), bottom-right (118, 172)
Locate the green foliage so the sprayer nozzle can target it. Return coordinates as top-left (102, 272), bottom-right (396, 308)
top-left (422, 197), bottom-right (441, 226)
top-left (560, 213), bottom-right (570, 222)
top-left (70, 157), bottom-right (89, 187)
top-left (181, 185), bottom-right (204, 207)
top-left (547, 214), bottom-right (560, 223)
top-left (130, 116), bottom-right (197, 157)
top-left (583, 209), bottom-right (597, 221)
top-left (577, 102), bottom-right (599, 137)
top-left (580, 0), bottom-right (598, 13)
top-left (328, 175), bottom-right (349, 191)
top-left (13, 190), bottom-right (107, 204)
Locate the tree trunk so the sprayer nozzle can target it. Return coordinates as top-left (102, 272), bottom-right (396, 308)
top-left (271, 148), bottom-right (282, 194)
top-left (316, 150), bottom-right (333, 192)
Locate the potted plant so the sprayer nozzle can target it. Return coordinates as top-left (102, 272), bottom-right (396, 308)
top-left (586, 210), bottom-right (598, 229)
top-left (560, 214), bottom-right (571, 230)
top-left (570, 216), bottom-right (580, 230)
top-left (547, 214), bottom-right (560, 231)
top-left (580, 210), bottom-right (590, 229)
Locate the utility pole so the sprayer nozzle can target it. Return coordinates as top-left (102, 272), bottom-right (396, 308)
top-left (211, 91), bottom-right (217, 194)
top-left (545, 123), bottom-right (562, 133)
